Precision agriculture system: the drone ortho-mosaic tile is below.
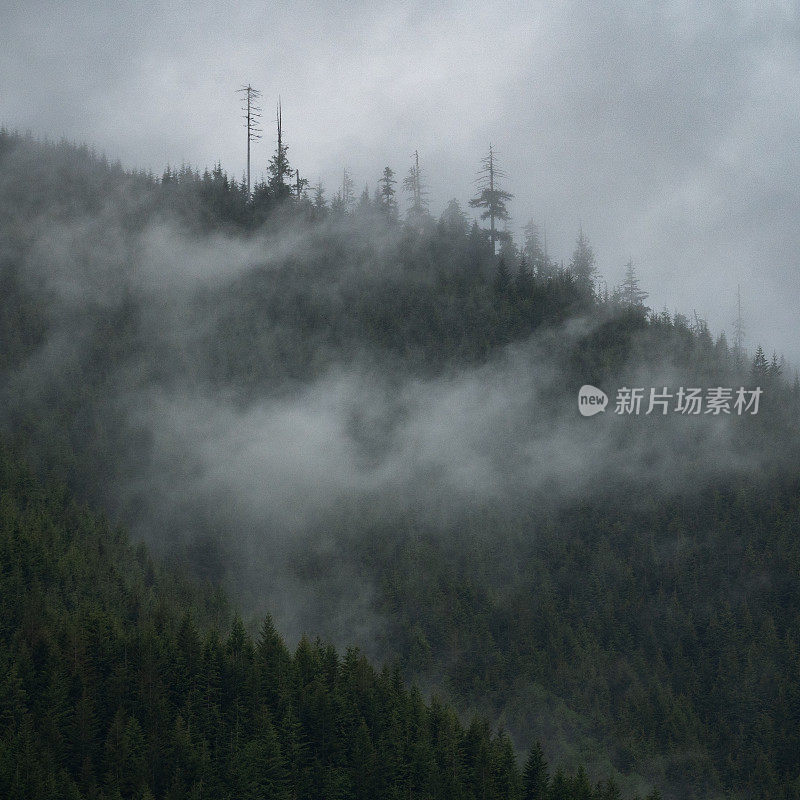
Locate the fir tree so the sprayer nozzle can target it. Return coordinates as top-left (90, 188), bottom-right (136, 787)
top-left (769, 350), bottom-right (783, 381)
top-left (522, 741), bottom-right (549, 800)
top-left (751, 345), bottom-right (769, 382)
top-left (312, 181), bottom-right (327, 215)
top-left (620, 259), bottom-right (648, 308)
top-left (267, 100), bottom-right (293, 203)
top-left (569, 228), bottom-right (596, 294)
top-left (522, 219), bottom-right (548, 277)
top-left (436, 199), bottom-right (467, 243)
top-left (494, 257), bottom-right (511, 290)
top-left (356, 183), bottom-right (372, 216)
top-left (377, 166), bottom-right (398, 223)
top-left (469, 144), bottom-right (513, 255)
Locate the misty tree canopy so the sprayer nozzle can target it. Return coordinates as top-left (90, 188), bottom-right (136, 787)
top-left (1, 128), bottom-right (799, 800)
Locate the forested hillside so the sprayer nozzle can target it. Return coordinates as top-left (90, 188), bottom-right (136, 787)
top-left (1, 442), bottom-right (655, 799)
top-left (2, 129), bottom-right (799, 798)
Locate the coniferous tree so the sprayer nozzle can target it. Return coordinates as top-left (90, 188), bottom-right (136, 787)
top-left (714, 331), bottom-right (730, 367)
top-left (522, 219), bottom-right (548, 277)
top-left (494, 257), bottom-right (511, 290)
top-left (340, 168), bottom-right (355, 213)
top-left (769, 350), bottom-right (783, 381)
top-left (594, 778), bottom-right (623, 800)
top-left (469, 144), bottom-right (513, 255)
top-left (467, 219), bottom-right (491, 272)
top-left (330, 191), bottom-right (345, 216)
top-left (356, 183), bottom-right (372, 217)
top-left (515, 255), bottom-right (531, 291)
top-left (620, 259), bottom-right (648, 308)
top-left (293, 169), bottom-right (309, 201)
top-left (312, 181), bottom-right (327, 216)
top-left (733, 284), bottom-right (746, 368)
top-left (751, 345), bottom-right (769, 382)
top-left (267, 101), bottom-right (293, 204)
top-left (569, 228), bottom-right (596, 295)
top-left (377, 166), bottom-right (398, 223)
top-left (498, 233), bottom-right (519, 267)
top-left (402, 150), bottom-right (428, 226)
top-left (439, 198), bottom-right (468, 239)
top-left (522, 740), bottom-right (549, 800)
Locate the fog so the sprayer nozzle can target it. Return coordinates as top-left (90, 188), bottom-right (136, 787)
top-left (4, 115), bottom-right (798, 797)
top-left (0, 136), bottom-right (776, 656)
top-left (2, 0), bottom-right (799, 364)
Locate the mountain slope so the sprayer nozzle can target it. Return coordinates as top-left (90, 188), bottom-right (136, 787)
top-left (2, 130), bottom-right (797, 799)
top-left (0, 444), bottom-right (657, 800)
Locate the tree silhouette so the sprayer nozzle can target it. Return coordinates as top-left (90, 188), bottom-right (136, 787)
top-left (267, 100), bottom-right (292, 203)
top-left (620, 259), bottom-right (648, 308)
top-left (569, 228), bottom-right (596, 294)
top-left (402, 150), bottom-right (428, 226)
top-left (751, 345), bottom-right (768, 382)
top-left (377, 166), bottom-right (398, 223)
top-left (523, 741), bottom-right (550, 800)
top-left (469, 144), bottom-right (513, 255)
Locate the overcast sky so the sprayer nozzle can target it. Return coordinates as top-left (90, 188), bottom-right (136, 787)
top-left (2, 0), bottom-right (799, 363)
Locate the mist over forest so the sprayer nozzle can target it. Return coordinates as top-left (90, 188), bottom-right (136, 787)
top-left (1, 121), bottom-right (800, 800)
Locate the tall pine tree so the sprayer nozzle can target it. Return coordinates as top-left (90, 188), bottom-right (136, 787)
top-left (469, 144), bottom-right (513, 256)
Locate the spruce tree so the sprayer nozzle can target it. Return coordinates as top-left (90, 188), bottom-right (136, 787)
top-left (522, 219), bottom-right (548, 277)
top-left (769, 350), bottom-right (783, 380)
top-left (751, 345), bottom-right (769, 382)
top-left (377, 166), bottom-right (398, 223)
top-left (494, 257), bottom-right (511, 290)
top-left (469, 144), bottom-right (513, 255)
top-left (620, 259), bottom-right (648, 307)
top-left (267, 101), bottom-right (293, 204)
top-left (522, 740), bottom-right (549, 800)
top-left (439, 198), bottom-right (468, 238)
top-left (312, 181), bottom-right (327, 215)
top-left (569, 228), bottom-right (596, 294)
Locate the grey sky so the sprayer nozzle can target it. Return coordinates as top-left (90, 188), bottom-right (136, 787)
top-left (2, 0), bottom-right (799, 362)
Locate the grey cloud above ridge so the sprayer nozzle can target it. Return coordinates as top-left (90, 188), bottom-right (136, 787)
top-left (1, 0), bottom-right (798, 361)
